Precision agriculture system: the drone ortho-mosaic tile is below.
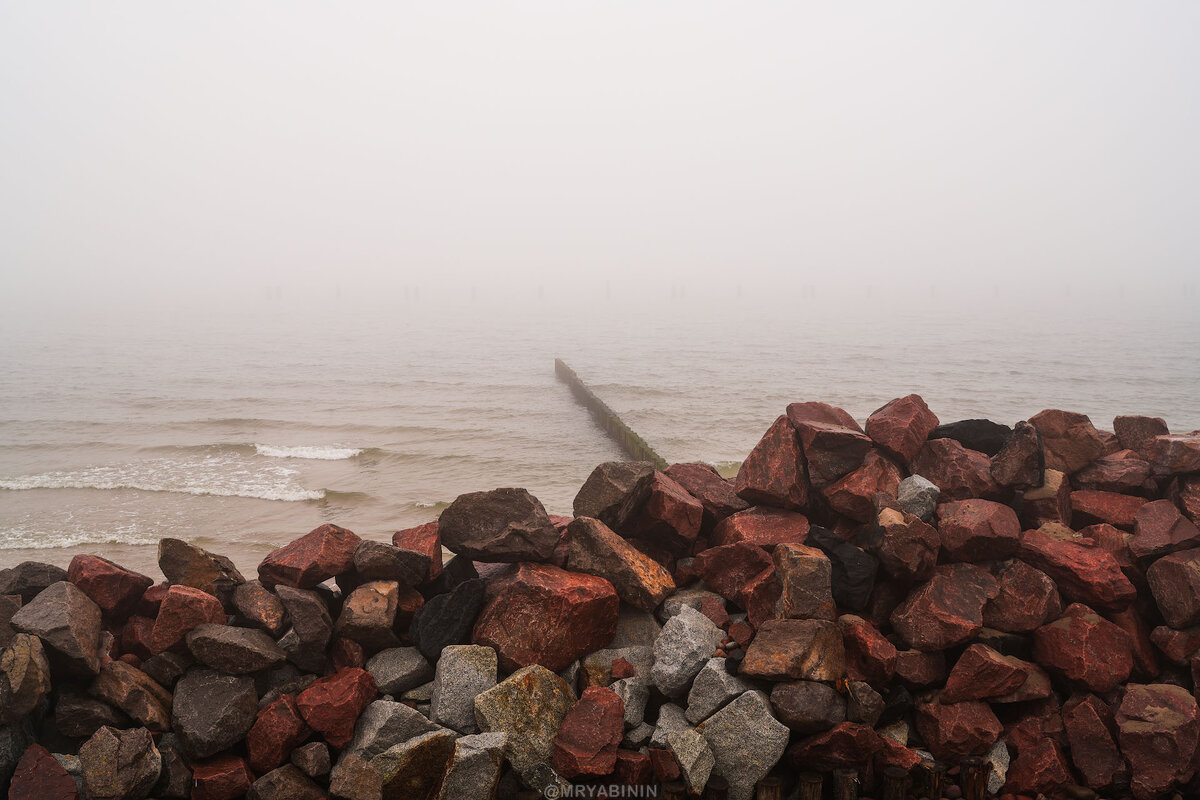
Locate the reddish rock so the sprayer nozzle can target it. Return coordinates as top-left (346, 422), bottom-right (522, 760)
top-left (1003, 739), bottom-right (1073, 798)
top-left (1114, 414), bottom-right (1170, 458)
top-left (914, 696), bottom-right (1002, 761)
top-left (1131, 498), bottom-right (1200, 560)
top-left (67, 555), bottom-right (154, 621)
top-left (1147, 547), bottom-right (1200, 628)
top-left (1108, 605), bottom-right (1161, 680)
top-left (618, 471), bottom-right (705, 555)
top-left (258, 523), bottom-right (362, 589)
top-left (894, 648), bottom-right (947, 687)
top-left (648, 747), bottom-right (681, 783)
top-left (773, 542), bottom-right (834, 620)
top-left (613, 749), bottom-right (654, 786)
top-left (1117, 683), bottom-right (1200, 800)
top-left (839, 613), bottom-right (896, 686)
top-left (740, 567), bottom-right (783, 628)
top-left (473, 562), bottom-right (618, 672)
top-left (335, 580), bottom-right (401, 652)
top-left (392, 521), bottom-right (443, 582)
top-left (710, 506), bottom-right (810, 550)
top-left (1029, 409), bottom-right (1108, 474)
top-left (611, 657), bottom-right (636, 679)
top-left (1148, 433), bottom-right (1200, 476)
top-left (727, 620), bottom-right (754, 649)
top-left (566, 516), bottom-right (675, 612)
top-left (874, 735), bottom-right (923, 773)
top-left (150, 585), bottom-right (226, 653)
top-left (735, 415), bottom-right (810, 511)
top-left (157, 538), bottom-right (245, 605)
top-left (698, 595), bottom-right (730, 628)
top-left (787, 401), bottom-right (872, 485)
top-left (821, 451), bottom-right (903, 523)
top-left (395, 585), bottom-right (424, 631)
top-left (231, 581), bottom-right (288, 637)
top-left (787, 722), bottom-right (882, 770)
top-left (8, 743), bottom-right (79, 800)
top-left (192, 754), bottom-right (254, 800)
top-left (1074, 450), bottom-right (1152, 493)
top-left (740, 618), bottom-right (845, 681)
top-left (296, 667), bottom-right (377, 749)
top-left (1019, 469), bottom-right (1071, 528)
top-left (937, 499), bottom-right (1021, 563)
top-left (331, 636), bottom-right (365, 670)
top-left (1071, 489), bottom-right (1148, 530)
top-left (984, 559), bottom-right (1062, 632)
top-left (135, 583), bottom-right (168, 617)
top-left (1003, 697), bottom-right (1067, 758)
top-left (1033, 603), bottom-right (1134, 692)
top-left (941, 644), bottom-right (1031, 703)
top-left (663, 462), bottom-right (750, 528)
top-left (694, 542), bottom-right (773, 606)
top-left (1018, 527), bottom-right (1136, 611)
top-left (88, 659), bottom-right (173, 731)
top-left (866, 394), bottom-right (940, 463)
top-left (910, 438), bottom-right (1002, 502)
top-left (1175, 475), bottom-right (1200, 524)
top-left (247, 694), bottom-right (311, 774)
top-left (1151, 625), bottom-right (1200, 665)
top-left (890, 563), bottom-right (999, 651)
top-left (870, 507), bottom-right (939, 582)
top-left (119, 615), bottom-right (156, 660)
top-left (990, 420), bottom-right (1044, 489)
top-left (1062, 693), bottom-right (1124, 790)
top-left (551, 686), bottom-right (624, 778)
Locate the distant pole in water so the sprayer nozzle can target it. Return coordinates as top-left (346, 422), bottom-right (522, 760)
top-left (554, 359), bottom-right (668, 470)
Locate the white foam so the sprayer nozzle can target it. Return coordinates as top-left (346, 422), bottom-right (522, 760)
top-left (254, 444), bottom-right (363, 460)
top-left (0, 524), bottom-right (160, 550)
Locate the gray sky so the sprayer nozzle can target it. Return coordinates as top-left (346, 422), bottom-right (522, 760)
top-left (2, 2), bottom-right (1198, 314)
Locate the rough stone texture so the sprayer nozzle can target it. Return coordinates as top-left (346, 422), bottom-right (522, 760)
top-left (573, 461), bottom-right (656, 522)
top-left (710, 506), bottom-right (809, 549)
top-left (787, 401), bottom-right (871, 485)
top-left (191, 754), bottom-right (253, 800)
top-left (8, 743), bottom-right (79, 800)
top-left (1071, 488), bottom-right (1148, 530)
top-left (1074, 449), bottom-right (1153, 493)
top-left (231, 581), bottom-right (287, 637)
top-left (88, 660), bottom-right (172, 731)
top-left (434, 732), bottom-right (507, 800)
top-left (335, 580), bottom-right (401, 652)
top-left (185, 623), bottom-right (285, 673)
top-left (740, 618), bottom-right (845, 682)
top-left (0, 633), bottom-right (51, 725)
top-left (1131, 498), bottom-right (1200, 560)
top-left (565, 516), bottom-right (675, 611)
top-left (473, 562), bottom-right (618, 673)
top-left (1117, 683), bottom-right (1200, 800)
top-left (246, 694), bottom-right (310, 774)
top-left (257, 523), bottom-right (361, 589)
top-left (1147, 547), bottom-right (1200, 629)
top-left (839, 613), bottom-right (897, 686)
top-left (296, 667), bottom-right (377, 749)
top-left (1152, 624), bottom-right (1200, 664)
top-left (769, 680), bottom-right (845, 733)
top-left (409, 577), bottom-right (485, 663)
top-left (930, 418), bottom-right (1012, 457)
top-left (915, 696), bottom-right (1002, 761)
top-left (611, 676), bottom-right (649, 729)
top-left (664, 462), bottom-right (749, 526)
top-left (1114, 414), bottom-right (1171, 458)
top-left (291, 742), bottom-right (331, 778)
top-left (984, 559), bottom-right (1063, 633)
top-left (1029, 408), bottom-right (1108, 474)
top-left (686, 658), bottom-right (752, 724)
top-left (247, 765), bottom-right (325, 800)
top-left (735, 415), bottom-right (809, 510)
top-left (341, 699), bottom-right (439, 761)
top-left (275, 584), bottom-right (333, 651)
top-left (1034, 603), bottom-right (1134, 693)
top-left (896, 474), bottom-right (940, 521)
top-left (846, 680), bottom-right (885, 726)
top-left (651, 605), bottom-right (724, 697)
top-left (910, 438), bottom-right (1002, 501)
top-left (551, 686), bottom-right (624, 778)
top-left (392, 521), bottom-right (444, 583)
top-left (431, 644), bottom-right (496, 734)
top-left (0, 594), bottom-right (19, 649)
top-left (805, 526), bottom-right (878, 612)
top-left (1020, 468), bottom-right (1070, 527)
top-left (772, 542), bottom-right (834, 620)
top-left (990, 420), bottom-right (1045, 488)
top-left (78, 726), bottom-right (161, 800)
top-left (1018, 527), bottom-right (1137, 611)
top-left (890, 563), bottom-right (998, 652)
top-left (893, 648), bottom-right (946, 687)
top-left (67, 555), bottom-right (154, 621)
top-left (56, 692), bottom-right (130, 739)
top-left (936, 498), bottom-right (1021, 563)
top-left (613, 470), bottom-right (705, 555)
top-left (171, 668), bottom-right (258, 758)
top-left (11, 581), bottom-right (102, 676)
top-left (1148, 432), bottom-right (1200, 476)
top-left (697, 690), bottom-right (789, 800)
top-left (1003, 739), bottom-right (1073, 798)
top-left (0, 562), bottom-right (69, 603)
top-left (866, 394), bottom-right (940, 463)
top-left (366, 646), bottom-right (433, 695)
top-left (821, 450), bottom-right (903, 522)
top-left (870, 507), bottom-right (940, 582)
top-left (694, 540), bottom-right (774, 610)
top-left (439, 487), bottom-right (559, 562)
top-left (353, 539), bottom-right (429, 587)
top-left (1062, 693), bottom-right (1124, 790)
top-left (150, 585), bottom-right (226, 654)
top-left (473, 665), bottom-right (575, 790)
top-left (940, 644), bottom-right (1030, 703)
top-left (158, 538), bottom-right (245, 605)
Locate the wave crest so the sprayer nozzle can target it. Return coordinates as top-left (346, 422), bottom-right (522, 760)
top-left (255, 444), bottom-right (363, 460)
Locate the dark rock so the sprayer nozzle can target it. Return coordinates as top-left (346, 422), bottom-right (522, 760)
top-left (894, 648), bottom-right (947, 687)
top-left (290, 741), bottom-right (330, 778)
top-left (566, 516), bottom-right (675, 612)
top-left (1003, 739), bottom-right (1073, 798)
top-left (664, 462), bottom-right (750, 528)
top-left (296, 666), bottom-right (377, 749)
top-left (8, 743), bottom-right (79, 800)
top-left (552, 686), bottom-right (624, 778)
top-left (1147, 547), bottom-right (1200, 628)
top-left (769, 680), bottom-right (845, 733)
top-left (773, 542), bottom-right (834, 620)
top-left (157, 538), bottom-right (244, 605)
top-left (231, 580), bottom-right (288, 637)
top-left (392, 521), bottom-right (444, 583)
top-left (930, 418), bottom-right (1012, 457)
top-left (805, 526), bottom-right (877, 613)
top-left (613, 471), bottom-right (705, 555)
top-left (990, 420), bottom-right (1044, 489)
top-left (1019, 468), bottom-right (1070, 527)
top-left (937, 498), bottom-right (1021, 563)
top-left (11, 581), bottom-right (102, 676)
top-left (88, 660), bottom-right (172, 731)
top-left (787, 721), bottom-right (882, 771)
top-left (153, 734), bottom-right (191, 799)
top-left (1033, 603), bottom-right (1134, 693)
top-left (409, 577), bottom-right (485, 663)
top-left (420, 552), bottom-right (477, 599)
top-left (1152, 624), bottom-right (1200, 665)
top-left (171, 668), bottom-right (258, 758)
top-left (258, 523), bottom-right (362, 589)
top-left (352, 539), bottom-right (430, 587)
top-left (740, 618), bottom-right (844, 681)
top-left (890, 563), bottom-right (999, 651)
top-left (0, 562), bottom-right (69, 604)
top-left (1018, 526), bottom-right (1136, 611)
top-left (139, 650), bottom-right (192, 689)
top-left (735, 415), bottom-right (809, 510)
top-left (1117, 683), bottom-right (1200, 800)
top-left (439, 487), bottom-right (560, 562)
top-left (845, 680), bottom-right (884, 725)
top-left (866, 394), bottom-right (940, 463)
top-left (247, 764), bottom-right (325, 800)
top-left (78, 726), bottom-right (160, 800)
top-left (0, 594), bottom-right (19, 649)
top-left (55, 693), bottom-right (130, 739)
top-left (574, 461), bottom-right (657, 523)
top-left (820, 450), bottom-right (903, 522)
top-left (186, 622), bottom-right (286, 673)
top-left (191, 754), bottom-right (253, 800)
top-left (275, 584), bottom-right (333, 655)
top-left (0, 633), bottom-right (51, 725)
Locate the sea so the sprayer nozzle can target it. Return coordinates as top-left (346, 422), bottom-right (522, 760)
top-left (2, 281), bottom-right (1198, 578)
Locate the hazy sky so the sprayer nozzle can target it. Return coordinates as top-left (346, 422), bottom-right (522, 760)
top-left (2, 2), bottom-right (1198, 313)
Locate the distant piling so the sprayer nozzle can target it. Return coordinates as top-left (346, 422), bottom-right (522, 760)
top-left (554, 359), bottom-right (668, 470)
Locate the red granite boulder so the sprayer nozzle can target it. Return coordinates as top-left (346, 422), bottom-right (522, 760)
top-left (839, 614), bottom-right (897, 686)
top-left (1147, 547), bottom-right (1200, 629)
top-left (258, 524), bottom-right (362, 589)
top-left (773, 542), bottom-right (834, 621)
top-left (990, 420), bottom-right (1044, 489)
top-left (1131, 498), bottom-right (1200, 560)
top-left (910, 438), bottom-right (1001, 502)
top-left (551, 686), bottom-right (624, 778)
top-left (191, 754), bottom-right (254, 800)
top-left (473, 562), bottom-right (618, 672)
top-left (296, 667), bottom-right (377, 749)
top-left (1018, 527), bottom-right (1136, 611)
top-left (820, 451), bottom-right (903, 523)
top-left (67, 555), bottom-right (153, 621)
top-left (941, 644), bottom-right (1031, 703)
top-left (710, 506), bottom-right (810, 550)
top-left (787, 722), bottom-right (881, 770)
top-left (736, 415), bottom-right (810, 510)
top-left (617, 471), bottom-right (705, 555)
top-left (787, 402), bottom-right (872, 486)
top-left (1029, 409), bottom-right (1107, 474)
top-left (1033, 603), bottom-right (1134, 693)
top-left (894, 648), bottom-right (947, 687)
top-left (1117, 683), bottom-right (1200, 800)
top-left (392, 521), bottom-right (443, 582)
top-left (936, 499), bottom-right (1021, 563)
top-left (1174, 475), bottom-right (1200, 524)
top-left (740, 618), bottom-right (845, 681)
top-left (890, 563), bottom-right (999, 652)
top-left (1003, 696), bottom-right (1067, 759)
top-left (8, 743), bottom-right (79, 800)
top-left (247, 694), bottom-right (311, 774)
top-left (870, 507), bottom-right (939, 582)
top-left (1151, 625), bottom-right (1200, 664)
top-left (614, 749), bottom-right (654, 786)
top-left (566, 516), bottom-right (675, 612)
top-left (663, 462), bottom-right (750, 528)
top-left (695, 541), bottom-right (774, 606)
top-left (1148, 432), bottom-right (1200, 476)
top-left (1074, 450), bottom-right (1152, 493)
top-left (1062, 693), bottom-right (1124, 790)
top-left (1003, 739), bottom-right (1073, 798)
top-left (1071, 489), bottom-right (1148, 530)
top-left (983, 559), bottom-right (1062, 632)
top-left (150, 585), bottom-right (226, 653)
top-left (1114, 414), bottom-right (1170, 459)
top-left (866, 394), bottom-right (939, 464)
top-left (914, 696), bottom-right (1002, 761)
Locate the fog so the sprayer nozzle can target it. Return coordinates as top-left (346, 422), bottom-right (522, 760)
top-left (2, 2), bottom-right (1199, 323)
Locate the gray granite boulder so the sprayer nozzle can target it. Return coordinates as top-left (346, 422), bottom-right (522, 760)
top-left (367, 646), bottom-right (434, 695)
top-left (897, 475), bottom-right (940, 520)
top-left (474, 665), bottom-right (574, 790)
top-left (666, 727), bottom-right (715, 795)
top-left (431, 644), bottom-right (496, 734)
top-left (171, 668), bottom-right (257, 758)
top-left (11, 581), bottom-right (102, 676)
top-left (685, 658), bottom-right (752, 724)
top-left (435, 732), bottom-right (508, 800)
top-left (651, 605), bottom-right (723, 698)
top-left (186, 623), bottom-right (286, 674)
top-left (697, 690), bottom-right (790, 800)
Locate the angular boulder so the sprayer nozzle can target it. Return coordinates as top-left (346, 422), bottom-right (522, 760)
top-left (172, 668), bottom-right (258, 758)
top-left (613, 470), bottom-right (705, 555)
top-left (67, 555), bottom-right (153, 621)
top-left (820, 450), bottom-right (903, 522)
top-left (651, 605), bottom-right (724, 698)
top-left (866, 394), bottom-right (939, 463)
top-left (430, 644), bottom-right (496, 734)
top-left (157, 538), bottom-right (244, 604)
top-left (914, 696), bottom-right (1002, 762)
top-left (391, 521), bottom-right (443, 583)
top-left (439, 487), bottom-right (559, 562)
top-left (409, 577), bottom-right (485, 663)
top-left (897, 474), bottom-right (940, 520)
top-left (1114, 414), bottom-right (1170, 458)
top-left (366, 646), bottom-right (433, 695)
top-left (248, 764), bottom-right (325, 800)
top-left (573, 461), bottom-right (656, 522)
top-left (1033, 603), bottom-right (1134, 693)
top-left (258, 523), bottom-right (361, 589)
top-left (1147, 546), bottom-right (1200, 629)
top-left (910, 438), bottom-right (1001, 501)
top-left (940, 644), bottom-right (1030, 703)
top-left (1117, 683), bottom-right (1200, 800)
top-left (769, 680), bottom-right (846, 733)
top-left (890, 563), bottom-right (998, 651)
top-left (740, 618), bottom-right (845, 682)
top-left (839, 614), bottom-right (897, 686)
top-left (0, 633), bottom-right (52, 725)
top-left (88, 660), bottom-right (172, 731)
top-left (787, 402), bottom-right (872, 486)
top-left (296, 667), bottom-right (377, 749)
top-left (983, 559), bottom-right (1062, 632)
top-left (78, 726), bottom-right (161, 800)
top-left (773, 542), bottom-right (834, 620)
top-left (1071, 489), bottom-right (1148, 529)
top-left (565, 516), bottom-right (675, 612)
top-left (1074, 449), bottom-right (1152, 493)
top-left (936, 499), bottom-right (1021, 563)
top-left (352, 539), bottom-right (429, 587)
top-left (710, 506), bottom-right (809, 549)
top-left (434, 732), bottom-right (507, 800)
top-left (1148, 432), bottom-right (1200, 476)
top-left (0, 561), bottom-right (69, 603)
top-left (1131, 498), bottom-right (1200, 560)
top-left (335, 580), bottom-right (401, 652)
top-left (696, 690), bottom-right (789, 800)
top-left (11, 581), bottom-right (102, 676)
top-left (1062, 693), bottom-right (1124, 790)
top-left (231, 581), bottom-right (287, 637)
top-left (551, 686), bottom-right (624, 778)
top-left (185, 623), bottom-right (286, 674)
top-left (930, 418), bottom-right (1012, 457)
top-left (805, 526), bottom-right (878, 613)
top-left (1029, 408), bottom-right (1108, 474)
top-left (191, 754), bottom-right (253, 800)
top-left (7, 743), bottom-right (79, 800)
top-left (150, 585), bottom-right (226, 654)
top-left (474, 665), bottom-right (575, 790)
top-left (735, 415), bottom-right (809, 510)
top-left (1018, 527), bottom-right (1136, 611)
top-left (990, 420), bottom-right (1044, 489)
top-left (246, 694), bottom-right (311, 774)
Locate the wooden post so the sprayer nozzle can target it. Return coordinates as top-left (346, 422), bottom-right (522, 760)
top-left (663, 781), bottom-right (687, 800)
top-left (796, 772), bottom-right (822, 800)
top-left (833, 768), bottom-right (859, 800)
top-left (704, 776), bottom-right (730, 800)
top-left (755, 776), bottom-right (783, 800)
top-left (961, 756), bottom-right (989, 800)
top-left (913, 759), bottom-right (945, 800)
top-left (881, 766), bottom-right (907, 800)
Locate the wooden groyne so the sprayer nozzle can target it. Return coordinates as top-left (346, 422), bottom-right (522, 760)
top-left (554, 358), bottom-right (668, 470)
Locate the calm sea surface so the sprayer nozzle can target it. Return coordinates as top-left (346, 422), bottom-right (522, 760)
top-left (2, 285), bottom-right (1197, 577)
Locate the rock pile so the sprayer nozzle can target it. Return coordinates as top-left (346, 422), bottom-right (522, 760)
top-left (2, 398), bottom-right (1200, 800)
